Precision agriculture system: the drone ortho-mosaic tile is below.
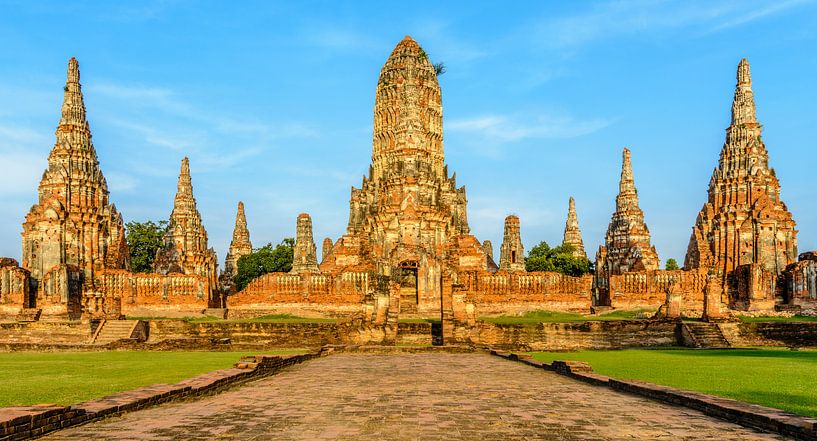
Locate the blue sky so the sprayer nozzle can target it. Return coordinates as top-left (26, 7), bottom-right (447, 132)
top-left (0, 0), bottom-right (815, 266)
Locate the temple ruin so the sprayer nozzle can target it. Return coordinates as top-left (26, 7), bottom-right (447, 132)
top-left (0, 42), bottom-right (814, 331)
top-left (562, 197), bottom-right (586, 259)
top-left (685, 59), bottom-right (799, 310)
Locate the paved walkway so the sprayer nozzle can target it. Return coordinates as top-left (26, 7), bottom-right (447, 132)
top-left (44, 353), bottom-right (787, 440)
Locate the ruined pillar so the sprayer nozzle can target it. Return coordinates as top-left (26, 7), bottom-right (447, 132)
top-left (291, 213), bottom-right (320, 274)
top-left (321, 237), bottom-right (333, 263)
top-left (499, 215), bottom-right (526, 272)
top-left (482, 240), bottom-right (493, 260)
top-left (703, 272), bottom-right (724, 321)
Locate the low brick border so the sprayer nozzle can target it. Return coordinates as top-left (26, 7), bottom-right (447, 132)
top-left (490, 350), bottom-right (817, 440)
top-left (0, 350), bottom-right (324, 440)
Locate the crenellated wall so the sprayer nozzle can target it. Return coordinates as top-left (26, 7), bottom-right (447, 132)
top-left (607, 269), bottom-right (708, 311)
top-left (461, 271), bottom-right (593, 314)
top-left (227, 271), bottom-right (370, 318)
top-left (96, 270), bottom-right (212, 317)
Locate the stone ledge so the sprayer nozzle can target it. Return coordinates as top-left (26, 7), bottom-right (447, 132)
top-left (490, 349), bottom-right (817, 441)
top-left (0, 351), bottom-right (321, 440)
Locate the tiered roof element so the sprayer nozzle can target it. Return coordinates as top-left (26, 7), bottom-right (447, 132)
top-left (562, 197), bottom-right (586, 259)
top-left (223, 201), bottom-right (252, 279)
top-left (596, 148), bottom-right (659, 276)
top-left (322, 36), bottom-right (486, 310)
top-left (22, 58), bottom-right (130, 283)
top-left (685, 59), bottom-right (797, 277)
top-left (154, 157), bottom-right (217, 286)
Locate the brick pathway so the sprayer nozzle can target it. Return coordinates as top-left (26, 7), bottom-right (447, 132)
top-left (43, 353), bottom-right (787, 440)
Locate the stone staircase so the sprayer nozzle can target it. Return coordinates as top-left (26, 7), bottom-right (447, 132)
top-left (399, 287), bottom-right (418, 315)
top-left (682, 321), bottom-right (730, 348)
top-left (90, 320), bottom-right (142, 345)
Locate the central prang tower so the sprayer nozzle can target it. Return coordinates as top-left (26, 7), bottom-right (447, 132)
top-left (324, 36), bottom-right (484, 315)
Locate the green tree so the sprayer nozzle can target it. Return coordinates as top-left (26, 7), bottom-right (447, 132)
top-left (125, 220), bottom-right (168, 273)
top-left (524, 241), bottom-right (592, 276)
top-left (234, 238), bottom-right (295, 291)
top-left (665, 258), bottom-right (680, 271)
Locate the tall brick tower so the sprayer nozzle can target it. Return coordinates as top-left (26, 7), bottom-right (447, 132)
top-left (223, 201), bottom-right (252, 279)
top-left (596, 148), bottom-right (660, 277)
top-left (562, 197), bottom-right (587, 259)
top-left (324, 36), bottom-right (486, 313)
top-left (154, 157), bottom-right (217, 289)
top-left (685, 59), bottom-right (797, 282)
top-left (22, 58), bottom-right (130, 288)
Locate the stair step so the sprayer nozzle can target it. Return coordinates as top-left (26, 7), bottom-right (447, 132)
top-left (92, 320), bottom-right (139, 345)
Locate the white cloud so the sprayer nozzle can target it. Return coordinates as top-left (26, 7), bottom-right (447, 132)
top-left (447, 113), bottom-right (613, 142)
top-left (531, 0), bottom-right (812, 48)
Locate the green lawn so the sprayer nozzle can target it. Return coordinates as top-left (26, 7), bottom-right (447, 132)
top-left (481, 309), bottom-right (653, 324)
top-left (737, 315), bottom-right (817, 323)
top-left (529, 348), bottom-right (817, 417)
top-left (125, 314), bottom-right (338, 324)
top-left (0, 350), bottom-right (305, 406)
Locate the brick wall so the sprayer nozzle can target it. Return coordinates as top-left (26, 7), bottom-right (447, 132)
top-left (464, 320), bottom-right (679, 350)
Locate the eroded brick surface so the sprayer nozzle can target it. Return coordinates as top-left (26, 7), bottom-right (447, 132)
top-left (43, 354), bottom-right (785, 440)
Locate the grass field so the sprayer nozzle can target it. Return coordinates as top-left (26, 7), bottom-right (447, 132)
top-left (126, 314), bottom-right (338, 324)
top-left (481, 309), bottom-right (653, 324)
top-left (737, 315), bottom-right (817, 323)
top-left (529, 348), bottom-right (817, 417)
top-left (0, 350), bottom-right (306, 406)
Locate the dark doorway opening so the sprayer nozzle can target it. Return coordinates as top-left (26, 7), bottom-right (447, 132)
top-left (397, 261), bottom-right (418, 315)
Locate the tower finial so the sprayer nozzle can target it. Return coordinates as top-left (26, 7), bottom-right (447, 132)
top-left (737, 58), bottom-right (751, 87)
top-left (59, 57), bottom-right (88, 129)
top-left (179, 157), bottom-right (191, 188)
top-left (619, 147), bottom-right (635, 195)
top-left (731, 58), bottom-right (758, 126)
top-left (67, 57), bottom-right (80, 83)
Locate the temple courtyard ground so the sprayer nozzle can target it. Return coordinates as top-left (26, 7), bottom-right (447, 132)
top-left (40, 353), bottom-right (787, 440)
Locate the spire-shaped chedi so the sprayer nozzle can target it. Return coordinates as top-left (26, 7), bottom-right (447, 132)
top-left (291, 213), bottom-right (319, 274)
top-left (223, 201), bottom-right (252, 279)
top-left (562, 197), bottom-right (586, 259)
top-left (154, 157), bottom-right (217, 287)
top-left (323, 36), bottom-right (484, 313)
top-left (685, 59), bottom-right (797, 279)
top-left (370, 36), bottom-right (444, 184)
top-left (22, 57), bottom-right (130, 285)
top-left (596, 148), bottom-right (659, 276)
top-left (499, 215), bottom-right (526, 272)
